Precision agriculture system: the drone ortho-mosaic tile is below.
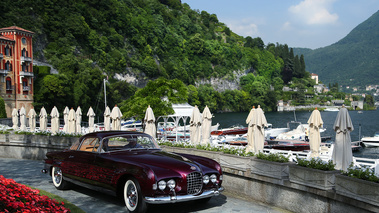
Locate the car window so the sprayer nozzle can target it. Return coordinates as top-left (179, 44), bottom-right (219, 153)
top-left (79, 137), bottom-right (100, 152)
top-left (69, 140), bottom-right (80, 150)
top-left (101, 134), bottom-right (159, 152)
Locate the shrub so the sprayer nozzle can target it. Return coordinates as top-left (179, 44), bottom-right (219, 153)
top-left (34, 130), bottom-right (52, 136)
top-left (14, 130), bottom-right (33, 135)
top-left (344, 164), bottom-right (379, 183)
top-left (296, 157), bottom-right (335, 171)
top-left (256, 152), bottom-right (289, 163)
top-left (0, 96), bottom-right (6, 118)
top-left (0, 130), bottom-right (10, 134)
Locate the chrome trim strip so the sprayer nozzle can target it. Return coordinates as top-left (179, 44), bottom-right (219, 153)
top-left (144, 187), bottom-right (224, 204)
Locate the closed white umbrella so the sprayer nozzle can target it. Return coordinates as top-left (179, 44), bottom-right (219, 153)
top-left (28, 108), bottom-right (37, 132)
top-left (252, 105), bottom-right (267, 153)
top-left (12, 108), bottom-right (18, 130)
top-left (63, 106), bottom-right (69, 132)
top-left (201, 106), bottom-right (212, 145)
top-left (190, 105), bottom-right (202, 145)
top-left (39, 107), bottom-right (48, 131)
top-left (245, 106), bottom-right (256, 153)
top-left (87, 107), bottom-right (96, 133)
top-left (111, 105), bottom-right (122, 130)
top-left (144, 106), bottom-right (156, 139)
top-left (19, 107), bottom-right (26, 131)
top-left (104, 106), bottom-right (111, 131)
top-left (307, 108), bottom-right (323, 158)
top-left (68, 108), bottom-right (76, 134)
top-left (76, 106), bottom-right (82, 133)
top-left (332, 105), bottom-right (354, 171)
top-left (50, 106), bottom-right (59, 134)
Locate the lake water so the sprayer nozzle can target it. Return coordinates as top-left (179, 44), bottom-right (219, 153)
top-left (212, 110), bottom-right (379, 159)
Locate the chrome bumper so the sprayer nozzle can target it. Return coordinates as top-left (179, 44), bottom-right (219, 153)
top-left (144, 186), bottom-right (224, 204)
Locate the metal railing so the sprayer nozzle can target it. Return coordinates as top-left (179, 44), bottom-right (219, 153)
top-left (0, 69), bottom-right (9, 75)
top-left (20, 71), bottom-right (34, 77)
top-left (21, 56), bottom-right (32, 63)
top-left (262, 145), bottom-right (379, 176)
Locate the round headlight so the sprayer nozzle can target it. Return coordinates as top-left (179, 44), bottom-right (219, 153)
top-left (167, 179), bottom-right (176, 189)
top-left (203, 175), bottom-right (209, 184)
top-left (158, 180), bottom-right (166, 190)
top-left (210, 174), bottom-right (217, 183)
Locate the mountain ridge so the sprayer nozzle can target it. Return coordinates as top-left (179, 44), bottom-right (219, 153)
top-left (294, 10), bottom-right (379, 88)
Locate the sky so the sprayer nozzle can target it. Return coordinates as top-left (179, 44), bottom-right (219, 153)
top-left (181, 0), bottom-right (379, 49)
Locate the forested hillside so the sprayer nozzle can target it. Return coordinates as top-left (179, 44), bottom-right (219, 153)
top-left (294, 10), bottom-right (379, 88)
top-left (0, 0), bottom-right (311, 117)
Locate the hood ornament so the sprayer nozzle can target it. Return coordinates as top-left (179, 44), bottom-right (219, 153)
top-left (190, 166), bottom-right (196, 171)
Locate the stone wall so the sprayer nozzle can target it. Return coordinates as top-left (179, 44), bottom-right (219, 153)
top-left (0, 136), bottom-right (378, 213)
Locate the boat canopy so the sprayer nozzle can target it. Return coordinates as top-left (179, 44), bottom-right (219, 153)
top-left (157, 103), bottom-right (195, 142)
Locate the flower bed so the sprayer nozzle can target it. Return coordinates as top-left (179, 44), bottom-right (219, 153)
top-left (0, 175), bottom-right (70, 212)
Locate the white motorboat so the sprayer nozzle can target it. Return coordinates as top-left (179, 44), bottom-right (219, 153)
top-left (361, 132), bottom-right (379, 147)
top-left (276, 122), bottom-right (326, 141)
top-left (324, 107), bottom-right (339, 112)
top-left (121, 119), bottom-right (143, 131)
top-left (265, 123), bottom-right (290, 139)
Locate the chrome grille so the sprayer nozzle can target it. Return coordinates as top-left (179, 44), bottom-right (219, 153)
top-left (187, 172), bottom-right (202, 195)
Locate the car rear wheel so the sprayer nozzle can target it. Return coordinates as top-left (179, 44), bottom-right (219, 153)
top-left (52, 166), bottom-right (68, 190)
top-left (124, 178), bottom-right (147, 213)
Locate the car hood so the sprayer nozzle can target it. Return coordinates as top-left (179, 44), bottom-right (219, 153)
top-left (108, 150), bottom-right (203, 179)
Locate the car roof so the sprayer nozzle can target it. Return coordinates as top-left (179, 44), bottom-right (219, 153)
top-left (79, 131), bottom-right (150, 141)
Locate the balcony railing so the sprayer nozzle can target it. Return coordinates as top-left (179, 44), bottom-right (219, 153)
top-left (6, 86), bottom-right (14, 91)
top-left (21, 56), bottom-right (32, 63)
top-left (0, 69), bottom-right (9, 75)
top-left (20, 71), bottom-right (34, 77)
top-left (23, 86), bottom-right (30, 91)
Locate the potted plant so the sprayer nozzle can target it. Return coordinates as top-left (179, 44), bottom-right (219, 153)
top-left (9, 130), bottom-right (32, 144)
top-left (289, 157), bottom-right (339, 190)
top-left (30, 131), bottom-right (51, 146)
top-left (335, 165), bottom-right (379, 206)
top-left (0, 130), bottom-right (10, 143)
top-left (249, 152), bottom-right (292, 184)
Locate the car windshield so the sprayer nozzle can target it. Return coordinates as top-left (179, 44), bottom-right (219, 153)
top-left (101, 134), bottom-right (159, 152)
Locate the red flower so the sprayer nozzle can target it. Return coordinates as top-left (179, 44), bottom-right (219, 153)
top-left (0, 175), bottom-right (71, 212)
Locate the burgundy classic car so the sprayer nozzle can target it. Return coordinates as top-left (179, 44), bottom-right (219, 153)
top-left (42, 131), bottom-right (224, 213)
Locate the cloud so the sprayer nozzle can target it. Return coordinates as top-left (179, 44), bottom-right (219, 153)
top-left (281, 21), bottom-right (292, 31)
top-left (224, 18), bottom-right (259, 37)
top-left (289, 0), bottom-right (338, 25)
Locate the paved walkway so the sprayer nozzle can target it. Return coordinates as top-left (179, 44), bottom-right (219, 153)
top-left (0, 158), bottom-right (290, 213)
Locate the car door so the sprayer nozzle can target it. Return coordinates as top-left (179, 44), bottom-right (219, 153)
top-left (60, 137), bottom-right (99, 182)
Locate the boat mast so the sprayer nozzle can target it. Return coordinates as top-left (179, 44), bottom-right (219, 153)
top-left (104, 78), bottom-right (107, 109)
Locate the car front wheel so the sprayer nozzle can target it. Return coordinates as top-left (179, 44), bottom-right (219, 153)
top-left (124, 178), bottom-right (147, 213)
top-left (52, 166), bottom-right (68, 190)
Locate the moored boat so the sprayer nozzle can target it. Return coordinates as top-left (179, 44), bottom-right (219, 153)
top-left (324, 107), bottom-right (339, 112)
top-left (211, 125), bottom-right (248, 136)
top-left (361, 132), bottom-right (379, 147)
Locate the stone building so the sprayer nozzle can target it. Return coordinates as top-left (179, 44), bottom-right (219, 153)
top-left (0, 26), bottom-right (34, 117)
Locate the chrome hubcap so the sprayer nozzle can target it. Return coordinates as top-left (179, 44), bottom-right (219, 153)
top-left (127, 183), bottom-right (137, 207)
top-left (54, 168), bottom-right (62, 184)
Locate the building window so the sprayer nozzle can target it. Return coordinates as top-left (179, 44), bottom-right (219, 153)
top-left (23, 79), bottom-right (28, 95)
top-left (6, 77), bottom-right (12, 94)
top-left (4, 46), bottom-right (9, 56)
top-left (5, 61), bottom-right (12, 71)
top-left (22, 48), bottom-right (26, 57)
top-left (22, 38), bottom-right (27, 44)
top-left (4, 46), bottom-right (12, 56)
